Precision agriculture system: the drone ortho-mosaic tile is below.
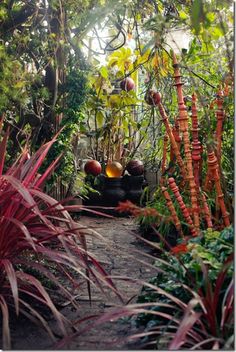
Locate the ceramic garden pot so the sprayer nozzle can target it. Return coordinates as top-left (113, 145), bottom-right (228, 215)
top-left (102, 177), bottom-right (126, 206)
top-left (123, 175), bottom-right (144, 204)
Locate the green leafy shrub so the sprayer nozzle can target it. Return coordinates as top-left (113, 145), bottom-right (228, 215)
top-left (41, 69), bottom-right (89, 194)
top-left (134, 226), bottom-right (233, 348)
top-left (81, 226), bottom-right (233, 350)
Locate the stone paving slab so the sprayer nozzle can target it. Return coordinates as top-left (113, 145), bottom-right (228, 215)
top-left (9, 215), bottom-right (156, 350)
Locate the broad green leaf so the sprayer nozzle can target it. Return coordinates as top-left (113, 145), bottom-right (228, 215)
top-left (209, 25), bottom-right (225, 40)
top-left (100, 66), bottom-right (108, 79)
top-left (206, 12), bottom-right (215, 23)
top-left (131, 69), bottom-right (138, 87)
top-left (179, 11), bottom-right (188, 20)
top-left (13, 81), bottom-right (25, 89)
top-left (96, 110), bottom-right (105, 128)
top-left (108, 94), bottom-right (120, 108)
top-left (122, 119), bottom-right (129, 136)
top-left (191, 0), bottom-right (204, 34)
top-left (135, 13), bottom-right (141, 21)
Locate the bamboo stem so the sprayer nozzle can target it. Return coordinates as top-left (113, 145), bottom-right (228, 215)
top-left (172, 53), bottom-right (200, 230)
top-left (162, 186), bottom-right (183, 236)
top-left (168, 177), bottom-right (197, 236)
top-left (207, 150), bottom-right (230, 227)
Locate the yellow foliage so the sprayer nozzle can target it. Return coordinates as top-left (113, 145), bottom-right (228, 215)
top-left (134, 48), bottom-right (152, 66)
top-left (107, 47), bottom-right (133, 74)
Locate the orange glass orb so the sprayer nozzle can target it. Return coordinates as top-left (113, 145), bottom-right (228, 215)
top-left (105, 161), bottom-right (123, 178)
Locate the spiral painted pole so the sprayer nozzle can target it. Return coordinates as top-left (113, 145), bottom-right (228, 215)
top-left (168, 177), bottom-right (197, 236)
top-left (201, 192), bottom-right (213, 229)
top-left (215, 88), bottom-right (225, 162)
top-left (160, 134), bottom-right (168, 186)
top-left (191, 93), bottom-right (202, 188)
top-left (170, 117), bottom-right (181, 162)
top-left (207, 150), bottom-right (230, 227)
top-left (172, 53), bottom-right (199, 230)
top-left (157, 102), bottom-right (187, 181)
top-left (162, 186), bottom-right (183, 236)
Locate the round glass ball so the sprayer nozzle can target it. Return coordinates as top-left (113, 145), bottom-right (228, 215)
top-left (105, 161), bottom-right (123, 178)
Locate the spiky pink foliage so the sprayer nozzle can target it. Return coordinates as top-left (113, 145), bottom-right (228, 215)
top-left (0, 127), bottom-right (121, 349)
top-left (59, 254), bottom-right (233, 350)
top-left (167, 254), bottom-right (234, 350)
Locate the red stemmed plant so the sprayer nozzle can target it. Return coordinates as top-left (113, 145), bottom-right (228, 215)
top-left (0, 123), bottom-right (121, 349)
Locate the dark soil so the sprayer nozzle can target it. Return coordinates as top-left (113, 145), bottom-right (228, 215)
top-left (9, 215), bottom-right (157, 350)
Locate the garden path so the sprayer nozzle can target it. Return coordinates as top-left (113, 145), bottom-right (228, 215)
top-left (11, 215), bottom-right (156, 350)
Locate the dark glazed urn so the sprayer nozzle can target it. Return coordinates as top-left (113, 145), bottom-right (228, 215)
top-left (103, 177), bottom-right (126, 206)
top-left (123, 175), bottom-right (144, 204)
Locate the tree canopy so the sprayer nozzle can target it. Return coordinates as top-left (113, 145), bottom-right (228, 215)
top-left (0, 0), bottom-right (233, 190)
